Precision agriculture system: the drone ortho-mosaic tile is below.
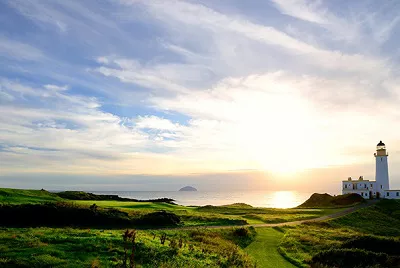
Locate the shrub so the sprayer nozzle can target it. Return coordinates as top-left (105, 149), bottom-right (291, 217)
top-left (227, 227), bottom-right (257, 248)
top-left (0, 203), bottom-right (131, 228)
top-left (311, 248), bottom-right (389, 268)
top-left (341, 236), bottom-right (400, 256)
top-left (135, 211), bottom-right (180, 227)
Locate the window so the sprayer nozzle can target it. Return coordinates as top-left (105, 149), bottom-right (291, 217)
top-left (381, 185), bottom-right (383, 189)
top-left (397, 192), bottom-right (399, 197)
top-left (364, 184), bottom-right (366, 188)
top-left (387, 192), bottom-right (389, 197)
top-left (345, 185), bottom-right (347, 189)
top-left (371, 184), bottom-right (373, 188)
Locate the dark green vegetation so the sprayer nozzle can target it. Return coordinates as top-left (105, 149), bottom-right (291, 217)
top-left (279, 199), bottom-right (400, 268)
top-left (0, 188), bottom-right (174, 204)
top-left (297, 193), bottom-right (365, 208)
top-left (57, 191), bottom-right (175, 203)
top-left (0, 203), bottom-right (182, 228)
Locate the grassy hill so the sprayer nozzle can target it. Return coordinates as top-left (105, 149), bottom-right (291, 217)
top-left (0, 188), bottom-right (63, 204)
top-left (330, 199), bottom-right (400, 236)
top-left (279, 199), bottom-right (400, 267)
top-left (297, 193), bottom-right (365, 208)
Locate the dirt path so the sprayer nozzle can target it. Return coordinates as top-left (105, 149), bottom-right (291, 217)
top-left (154, 200), bottom-right (378, 231)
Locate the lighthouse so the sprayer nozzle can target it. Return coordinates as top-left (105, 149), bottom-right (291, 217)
top-left (374, 140), bottom-right (389, 197)
top-left (342, 141), bottom-right (400, 199)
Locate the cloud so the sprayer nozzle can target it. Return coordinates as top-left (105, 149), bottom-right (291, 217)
top-left (0, 79), bottom-right (154, 173)
top-left (118, 0), bottom-right (389, 75)
top-left (270, 0), bottom-right (327, 24)
top-left (2, 0), bottom-right (400, 190)
top-left (135, 116), bottom-right (183, 131)
top-left (0, 37), bottom-right (44, 61)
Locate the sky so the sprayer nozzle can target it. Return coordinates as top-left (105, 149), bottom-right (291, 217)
top-left (1, 0), bottom-right (400, 192)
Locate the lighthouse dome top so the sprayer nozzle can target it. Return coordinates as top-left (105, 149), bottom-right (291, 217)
top-left (377, 140), bottom-right (385, 146)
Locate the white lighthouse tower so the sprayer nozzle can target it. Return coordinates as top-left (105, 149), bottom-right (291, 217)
top-left (374, 140), bottom-right (389, 197)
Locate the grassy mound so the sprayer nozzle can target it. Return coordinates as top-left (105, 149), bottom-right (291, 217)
top-left (298, 193), bottom-right (364, 208)
top-left (56, 191), bottom-right (175, 203)
top-left (136, 211), bottom-right (181, 227)
top-left (222, 203), bottom-right (253, 208)
top-left (0, 188), bottom-right (62, 204)
top-left (0, 188), bottom-right (175, 204)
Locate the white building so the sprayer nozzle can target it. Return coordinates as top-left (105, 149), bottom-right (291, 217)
top-left (342, 141), bottom-right (400, 199)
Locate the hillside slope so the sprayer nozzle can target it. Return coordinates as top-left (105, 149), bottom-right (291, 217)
top-left (298, 193), bottom-right (365, 208)
top-left (0, 188), bottom-right (62, 204)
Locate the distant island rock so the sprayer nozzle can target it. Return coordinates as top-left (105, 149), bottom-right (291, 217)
top-left (179, 186), bottom-right (197, 192)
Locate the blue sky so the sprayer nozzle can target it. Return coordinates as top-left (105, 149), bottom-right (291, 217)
top-left (1, 0), bottom-right (400, 191)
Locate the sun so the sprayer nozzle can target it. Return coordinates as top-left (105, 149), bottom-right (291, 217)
top-left (270, 191), bottom-right (298, 208)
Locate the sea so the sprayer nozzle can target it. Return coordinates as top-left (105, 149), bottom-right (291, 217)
top-left (90, 190), bottom-right (313, 208)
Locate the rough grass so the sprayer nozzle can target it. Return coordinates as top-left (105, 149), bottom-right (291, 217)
top-left (0, 227), bottom-right (256, 268)
top-left (278, 199), bottom-right (400, 267)
top-left (330, 199), bottom-right (400, 236)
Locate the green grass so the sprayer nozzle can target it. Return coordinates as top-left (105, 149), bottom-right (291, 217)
top-left (0, 227), bottom-right (256, 267)
top-left (278, 199), bottom-right (400, 267)
top-left (245, 228), bottom-right (297, 268)
top-left (330, 199), bottom-right (400, 236)
top-left (0, 188), bottom-right (63, 204)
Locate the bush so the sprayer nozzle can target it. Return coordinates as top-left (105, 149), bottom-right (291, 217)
top-left (311, 248), bottom-right (389, 268)
top-left (225, 227), bottom-right (256, 248)
top-left (0, 203), bottom-right (131, 228)
top-left (341, 236), bottom-right (400, 256)
top-left (135, 211), bottom-right (181, 227)
top-left (233, 227), bottom-right (250, 237)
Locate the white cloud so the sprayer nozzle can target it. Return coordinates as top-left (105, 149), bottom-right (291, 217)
top-left (135, 116), bottom-right (183, 131)
top-left (270, 0), bottom-right (327, 24)
top-left (44, 84), bottom-right (69, 91)
top-left (94, 56), bottom-right (213, 93)
top-left (0, 37), bottom-right (44, 61)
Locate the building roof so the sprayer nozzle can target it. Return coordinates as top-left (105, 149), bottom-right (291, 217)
top-left (342, 180), bottom-right (372, 182)
top-left (377, 140), bottom-right (385, 146)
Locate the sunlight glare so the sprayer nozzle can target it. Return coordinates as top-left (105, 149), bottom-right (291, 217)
top-left (270, 191), bottom-right (298, 208)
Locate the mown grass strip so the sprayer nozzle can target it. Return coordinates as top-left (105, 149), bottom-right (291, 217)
top-left (245, 228), bottom-right (297, 268)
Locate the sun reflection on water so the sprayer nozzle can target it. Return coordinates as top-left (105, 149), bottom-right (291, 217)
top-left (270, 191), bottom-right (298, 208)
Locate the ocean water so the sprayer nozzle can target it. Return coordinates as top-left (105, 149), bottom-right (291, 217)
top-left (91, 190), bottom-right (312, 208)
